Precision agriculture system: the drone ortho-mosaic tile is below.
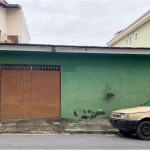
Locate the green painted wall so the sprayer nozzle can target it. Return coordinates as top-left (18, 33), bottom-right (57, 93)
top-left (112, 20), bottom-right (150, 47)
top-left (0, 51), bottom-right (150, 119)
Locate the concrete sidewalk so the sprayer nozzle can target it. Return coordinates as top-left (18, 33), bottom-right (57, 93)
top-left (0, 119), bottom-right (118, 134)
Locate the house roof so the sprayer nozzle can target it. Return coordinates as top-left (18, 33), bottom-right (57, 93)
top-left (0, 0), bottom-right (21, 8)
top-left (107, 9), bottom-right (150, 46)
top-left (0, 43), bottom-right (150, 55)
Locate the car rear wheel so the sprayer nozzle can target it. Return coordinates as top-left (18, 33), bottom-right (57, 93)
top-left (136, 121), bottom-right (150, 140)
top-left (119, 129), bottom-right (134, 137)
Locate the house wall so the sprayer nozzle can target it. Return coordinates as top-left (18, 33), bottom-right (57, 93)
top-left (20, 10), bottom-right (30, 43)
top-left (6, 8), bottom-right (21, 42)
top-left (0, 51), bottom-right (150, 119)
top-left (112, 20), bottom-right (150, 47)
top-left (0, 6), bottom-right (7, 41)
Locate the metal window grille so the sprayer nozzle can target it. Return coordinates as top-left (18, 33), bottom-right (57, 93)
top-left (1, 65), bottom-right (61, 71)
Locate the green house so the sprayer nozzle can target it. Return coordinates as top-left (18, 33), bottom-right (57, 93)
top-left (107, 10), bottom-right (150, 47)
top-left (0, 43), bottom-right (150, 120)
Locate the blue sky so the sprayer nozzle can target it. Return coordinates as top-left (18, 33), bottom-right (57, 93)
top-left (7, 0), bottom-right (150, 46)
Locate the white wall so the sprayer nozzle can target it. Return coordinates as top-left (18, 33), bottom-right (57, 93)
top-left (6, 8), bottom-right (21, 42)
top-left (0, 6), bottom-right (7, 41)
top-left (0, 6), bottom-right (30, 43)
top-left (20, 10), bottom-right (30, 43)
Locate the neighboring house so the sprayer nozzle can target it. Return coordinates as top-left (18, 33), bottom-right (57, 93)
top-left (0, 0), bottom-right (30, 43)
top-left (0, 44), bottom-right (150, 119)
top-left (107, 10), bottom-right (150, 47)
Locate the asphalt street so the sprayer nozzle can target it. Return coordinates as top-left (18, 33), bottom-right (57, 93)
top-left (0, 134), bottom-right (149, 149)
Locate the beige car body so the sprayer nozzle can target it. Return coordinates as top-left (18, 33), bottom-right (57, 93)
top-left (111, 106), bottom-right (150, 121)
top-left (109, 104), bottom-right (150, 140)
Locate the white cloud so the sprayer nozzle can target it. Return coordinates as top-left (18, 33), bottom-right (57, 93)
top-left (6, 0), bottom-right (150, 46)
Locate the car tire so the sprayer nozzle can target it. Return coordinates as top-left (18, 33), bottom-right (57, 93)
top-left (136, 121), bottom-right (150, 140)
top-left (119, 129), bottom-right (134, 137)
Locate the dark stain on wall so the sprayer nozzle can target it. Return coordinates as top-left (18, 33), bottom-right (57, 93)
top-left (74, 109), bottom-right (105, 119)
top-left (83, 110), bottom-right (86, 113)
top-left (88, 110), bottom-right (91, 113)
top-left (74, 111), bottom-right (78, 117)
top-left (81, 115), bottom-right (90, 119)
top-left (90, 111), bottom-right (105, 119)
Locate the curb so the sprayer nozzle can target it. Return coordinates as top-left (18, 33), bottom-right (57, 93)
top-left (0, 129), bottom-right (119, 134)
top-left (64, 131), bottom-right (119, 135)
top-left (64, 130), bottom-right (119, 135)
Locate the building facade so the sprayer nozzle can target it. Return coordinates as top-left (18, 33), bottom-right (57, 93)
top-left (107, 10), bottom-right (150, 47)
top-left (0, 44), bottom-right (150, 119)
top-left (0, 0), bottom-right (30, 43)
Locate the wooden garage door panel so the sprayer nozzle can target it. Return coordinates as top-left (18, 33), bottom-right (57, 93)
top-left (1, 69), bottom-right (61, 119)
top-left (1, 70), bottom-right (31, 119)
top-left (31, 106), bottom-right (60, 118)
top-left (1, 105), bottom-right (30, 119)
top-left (31, 70), bottom-right (60, 118)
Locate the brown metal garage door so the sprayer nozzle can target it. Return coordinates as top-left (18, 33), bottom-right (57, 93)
top-left (0, 65), bottom-right (60, 119)
top-left (1, 69), bottom-right (31, 119)
top-left (31, 70), bottom-right (60, 118)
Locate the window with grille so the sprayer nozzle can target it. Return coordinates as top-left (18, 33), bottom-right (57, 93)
top-left (7, 35), bottom-right (18, 43)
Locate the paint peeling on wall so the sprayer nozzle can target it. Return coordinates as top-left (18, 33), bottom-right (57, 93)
top-left (74, 109), bottom-right (105, 119)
